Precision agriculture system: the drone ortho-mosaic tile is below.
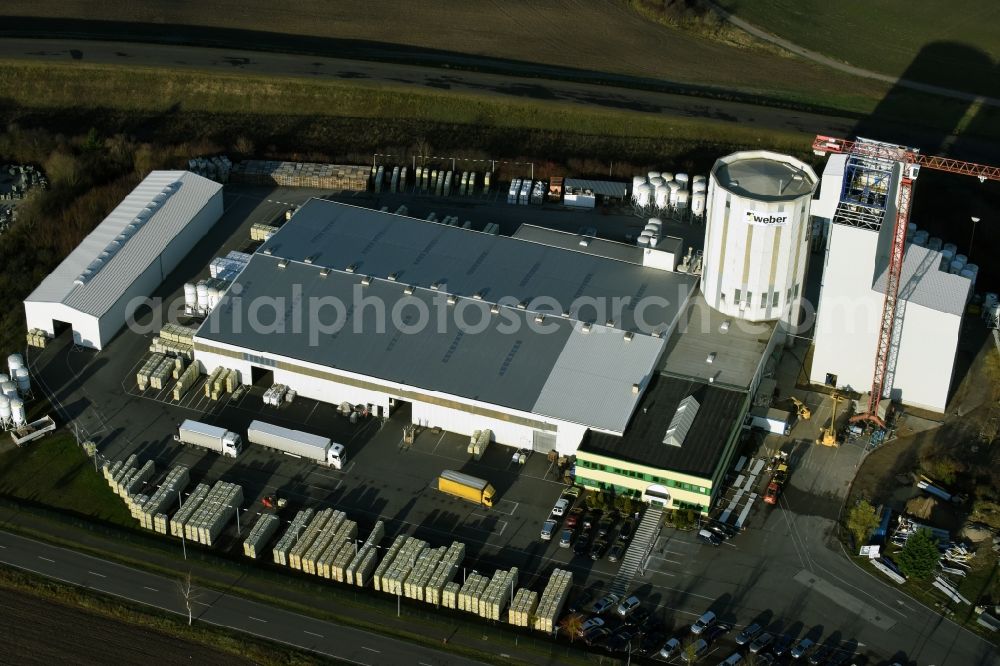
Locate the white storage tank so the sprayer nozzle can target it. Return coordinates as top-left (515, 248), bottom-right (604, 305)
top-left (675, 190), bottom-right (690, 214)
top-left (913, 230), bottom-right (929, 246)
top-left (0, 373), bottom-right (8, 385)
top-left (10, 396), bottom-right (25, 426)
top-left (692, 180), bottom-right (707, 194)
top-left (674, 173), bottom-right (690, 188)
top-left (949, 260), bottom-right (964, 274)
top-left (960, 268), bottom-right (976, 289)
top-left (196, 282), bottom-right (209, 310)
top-left (906, 222), bottom-right (917, 240)
top-left (2, 381), bottom-right (17, 399)
top-left (654, 184), bottom-right (670, 210)
top-left (184, 283), bottom-right (197, 309)
top-left (0, 395), bottom-right (10, 422)
top-left (702, 150), bottom-right (818, 322)
top-left (7, 353), bottom-right (23, 376)
top-left (637, 235), bottom-right (650, 247)
top-left (649, 176), bottom-right (666, 189)
top-left (691, 192), bottom-right (707, 217)
top-left (635, 183), bottom-right (652, 208)
top-left (926, 237), bottom-right (943, 251)
top-left (659, 172), bottom-right (674, 182)
top-left (647, 170), bottom-right (660, 181)
top-left (14, 367), bottom-right (29, 394)
top-left (943, 242), bottom-right (958, 255)
top-left (667, 181), bottom-right (681, 207)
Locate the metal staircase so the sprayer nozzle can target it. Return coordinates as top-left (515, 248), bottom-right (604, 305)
top-left (609, 504), bottom-right (663, 595)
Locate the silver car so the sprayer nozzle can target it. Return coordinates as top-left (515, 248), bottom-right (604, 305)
top-left (691, 610), bottom-right (717, 634)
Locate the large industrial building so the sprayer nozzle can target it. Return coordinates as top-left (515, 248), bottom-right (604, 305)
top-left (809, 149), bottom-right (971, 413)
top-left (24, 171), bottom-right (223, 350)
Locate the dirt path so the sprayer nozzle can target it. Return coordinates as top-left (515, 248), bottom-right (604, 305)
top-left (0, 585), bottom-right (248, 666)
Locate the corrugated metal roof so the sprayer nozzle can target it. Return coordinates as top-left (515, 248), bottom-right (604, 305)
top-left (531, 323), bottom-right (665, 432)
top-left (25, 171), bottom-right (221, 317)
top-left (873, 244), bottom-right (970, 316)
top-left (511, 224), bottom-right (644, 264)
top-left (563, 178), bottom-right (629, 198)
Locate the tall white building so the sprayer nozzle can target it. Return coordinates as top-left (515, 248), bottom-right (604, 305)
top-left (702, 151), bottom-right (818, 324)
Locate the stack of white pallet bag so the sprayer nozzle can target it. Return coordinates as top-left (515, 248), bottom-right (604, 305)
top-left (149, 356), bottom-right (174, 390)
top-left (533, 569), bottom-right (572, 633)
top-left (508, 588), bottom-right (539, 627)
top-left (135, 355), bottom-right (166, 391)
top-left (346, 521), bottom-right (384, 587)
top-left (372, 535), bottom-right (408, 592)
top-left (381, 537), bottom-right (427, 596)
top-left (243, 513), bottom-right (280, 559)
top-left (109, 455), bottom-right (138, 495)
top-left (289, 508), bottom-right (334, 571)
top-left (478, 567), bottom-right (519, 620)
top-left (327, 520), bottom-right (360, 582)
top-left (302, 510), bottom-right (345, 575)
top-left (173, 362), bottom-right (201, 401)
top-left (135, 465), bottom-right (189, 530)
top-left (425, 541), bottom-right (465, 606)
top-left (442, 581), bottom-right (462, 609)
top-left (186, 481), bottom-right (243, 547)
top-left (458, 573), bottom-right (492, 614)
top-left (273, 508), bottom-right (315, 566)
top-left (403, 546), bottom-right (446, 601)
top-left (251, 222), bottom-right (279, 241)
top-left (123, 460), bottom-right (156, 500)
top-left (170, 483), bottom-right (210, 537)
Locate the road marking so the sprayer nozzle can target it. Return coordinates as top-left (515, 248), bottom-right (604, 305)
top-left (419, 662), bottom-right (434, 666)
top-left (361, 647), bottom-right (380, 653)
top-left (193, 600), bottom-right (212, 606)
top-left (143, 586), bottom-right (159, 592)
top-left (0, 544), bottom-right (6, 548)
top-left (303, 630), bottom-right (324, 638)
top-left (38, 556), bottom-right (55, 563)
top-left (248, 616), bottom-right (268, 623)
top-left (88, 571), bottom-right (106, 578)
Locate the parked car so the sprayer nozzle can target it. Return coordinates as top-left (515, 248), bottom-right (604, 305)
top-left (736, 622), bottom-right (762, 646)
top-left (579, 616), bottom-right (605, 634)
top-left (691, 610), bottom-right (717, 634)
top-left (561, 486), bottom-right (581, 501)
top-left (639, 631), bottom-right (666, 656)
top-left (574, 530), bottom-right (593, 555)
top-left (608, 540), bottom-right (627, 563)
top-left (705, 524), bottom-right (730, 541)
top-left (826, 650), bottom-right (852, 666)
top-left (605, 625), bottom-right (640, 653)
top-left (565, 507), bottom-right (584, 529)
top-left (791, 638), bottom-right (815, 659)
top-left (682, 638), bottom-right (709, 663)
top-left (697, 529), bottom-right (721, 546)
top-left (624, 606), bottom-right (651, 628)
top-left (773, 634), bottom-right (795, 656)
top-left (616, 595), bottom-right (641, 617)
top-left (590, 538), bottom-right (610, 560)
top-left (702, 624), bottom-right (729, 643)
top-left (808, 644), bottom-right (834, 665)
top-left (541, 519), bottom-right (557, 541)
top-left (659, 637), bottom-right (682, 660)
top-left (709, 521), bottom-right (738, 538)
top-left (583, 509), bottom-right (601, 530)
top-left (591, 594), bottom-right (620, 615)
top-left (618, 517), bottom-right (636, 541)
top-left (582, 626), bottom-right (611, 646)
top-left (567, 590), bottom-right (593, 614)
top-left (551, 498), bottom-right (570, 517)
top-left (559, 528), bottom-right (574, 548)
top-left (718, 652), bottom-right (743, 666)
top-left (750, 632), bottom-right (775, 654)
top-left (597, 516), bottom-right (616, 538)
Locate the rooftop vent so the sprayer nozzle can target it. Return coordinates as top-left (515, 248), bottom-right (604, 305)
top-left (404, 285), bottom-right (414, 295)
top-left (651, 329), bottom-right (663, 339)
top-left (473, 290), bottom-right (485, 300)
top-left (579, 238), bottom-right (591, 247)
top-left (561, 310), bottom-right (571, 318)
top-left (581, 322), bottom-right (592, 333)
top-left (345, 263), bottom-right (358, 274)
top-left (262, 248), bottom-right (273, 256)
top-left (720, 320), bottom-right (731, 333)
top-left (361, 275), bottom-right (372, 286)
top-left (277, 259), bottom-right (288, 269)
top-left (387, 272), bottom-right (399, 282)
top-left (605, 319), bottom-right (616, 328)
top-left (516, 300), bottom-right (528, 310)
top-left (706, 352), bottom-right (716, 364)
top-left (624, 331), bottom-right (634, 342)
top-left (319, 268), bottom-right (330, 277)
top-left (631, 383), bottom-right (640, 395)
top-left (490, 303), bottom-right (500, 315)
top-left (663, 395), bottom-right (700, 447)
top-left (534, 313), bottom-right (545, 324)
top-left (447, 294), bottom-right (458, 305)
top-left (303, 255), bottom-right (314, 265)
top-left (431, 281), bottom-right (443, 291)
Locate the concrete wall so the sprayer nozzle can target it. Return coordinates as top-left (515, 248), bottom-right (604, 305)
top-left (24, 301), bottom-right (102, 349)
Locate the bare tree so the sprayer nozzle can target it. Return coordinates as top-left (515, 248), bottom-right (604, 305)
top-left (177, 571), bottom-right (201, 626)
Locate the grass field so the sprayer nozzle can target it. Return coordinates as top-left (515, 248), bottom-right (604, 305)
top-left (0, 432), bottom-right (133, 526)
top-left (716, 0), bottom-right (1000, 96)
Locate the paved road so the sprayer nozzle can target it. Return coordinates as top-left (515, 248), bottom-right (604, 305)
top-left (0, 530), bottom-right (481, 666)
top-left (702, 0), bottom-right (1000, 109)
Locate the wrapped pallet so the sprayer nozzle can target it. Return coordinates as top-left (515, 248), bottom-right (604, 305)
top-left (273, 509), bottom-right (315, 566)
top-left (244, 513), bottom-right (280, 559)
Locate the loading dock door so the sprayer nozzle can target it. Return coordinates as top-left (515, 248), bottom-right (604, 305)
top-left (532, 430), bottom-right (557, 454)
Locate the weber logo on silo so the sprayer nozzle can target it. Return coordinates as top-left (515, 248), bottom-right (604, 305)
top-left (745, 210), bottom-right (789, 226)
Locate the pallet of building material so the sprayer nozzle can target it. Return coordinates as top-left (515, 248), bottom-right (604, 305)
top-left (172, 362), bottom-right (201, 402)
top-left (329, 535), bottom-right (361, 583)
top-left (301, 510), bottom-right (345, 575)
top-left (442, 581), bottom-right (461, 610)
top-left (26, 328), bottom-right (49, 349)
top-left (123, 460), bottom-right (155, 498)
top-left (149, 356), bottom-right (174, 390)
top-left (350, 546), bottom-right (378, 587)
top-left (186, 481), bottom-right (242, 546)
top-left (403, 546), bottom-right (445, 601)
top-left (532, 568), bottom-right (572, 633)
top-left (383, 537), bottom-right (428, 596)
top-left (323, 519), bottom-right (357, 579)
top-left (243, 513), bottom-right (280, 559)
top-left (458, 573), bottom-right (487, 613)
top-left (273, 508), bottom-right (315, 566)
top-left (128, 494), bottom-right (149, 520)
top-left (508, 588), bottom-right (538, 627)
top-left (425, 541), bottom-right (465, 606)
top-left (480, 567), bottom-right (519, 620)
top-left (170, 483), bottom-right (210, 537)
top-left (139, 465), bottom-right (190, 527)
top-left (224, 368), bottom-right (241, 393)
top-left (153, 513), bottom-right (169, 534)
top-left (204, 367), bottom-right (224, 398)
top-left (102, 460), bottom-right (122, 485)
top-left (315, 538), bottom-right (348, 579)
top-left (110, 455), bottom-right (138, 494)
top-left (372, 534), bottom-right (408, 593)
top-left (288, 508), bottom-right (335, 571)
top-left (135, 354), bottom-right (165, 391)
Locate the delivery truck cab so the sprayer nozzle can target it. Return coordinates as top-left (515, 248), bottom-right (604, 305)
top-left (327, 442), bottom-right (347, 469)
top-left (219, 431), bottom-right (243, 458)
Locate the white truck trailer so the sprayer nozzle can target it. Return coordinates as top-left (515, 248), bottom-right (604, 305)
top-left (247, 420), bottom-right (346, 469)
top-left (174, 419), bottom-right (243, 458)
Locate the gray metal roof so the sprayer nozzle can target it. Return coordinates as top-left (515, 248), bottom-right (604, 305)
top-left (660, 291), bottom-right (777, 390)
top-left (563, 178), bottom-right (629, 199)
top-left (259, 199), bottom-right (698, 335)
top-left (197, 255), bottom-right (665, 432)
top-left (712, 151), bottom-right (817, 202)
top-left (25, 171), bottom-right (221, 316)
top-left (873, 243), bottom-right (970, 316)
top-left (511, 224), bottom-right (645, 264)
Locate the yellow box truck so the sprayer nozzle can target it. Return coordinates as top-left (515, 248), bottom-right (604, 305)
top-left (437, 470), bottom-right (495, 507)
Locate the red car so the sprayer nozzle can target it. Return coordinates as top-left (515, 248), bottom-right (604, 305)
top-left (764, 480), bottom-right (782, 505)
top-left (565, 507), bottom-right (584, 528)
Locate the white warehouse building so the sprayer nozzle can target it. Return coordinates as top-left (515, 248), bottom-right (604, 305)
top-left (24, 171), bottom-right (223, 350)
top-left (701, 151), bottom-right (818, 324)
top-left (193, 199), bottom-right (701, 455)
top-left (809, 150), bottom-right (971, 413)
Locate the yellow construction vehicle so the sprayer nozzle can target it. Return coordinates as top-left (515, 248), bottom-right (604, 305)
top-left (790, 396), bottom-right (811, 421)
top-left (817, 393), bottom-right (843, 446)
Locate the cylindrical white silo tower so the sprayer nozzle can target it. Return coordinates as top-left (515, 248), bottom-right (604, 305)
top-left (702, 150), bottom-right (819, 323)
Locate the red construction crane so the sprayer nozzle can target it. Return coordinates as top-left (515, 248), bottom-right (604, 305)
top-left (812, 135), bottom-right (1000, 427)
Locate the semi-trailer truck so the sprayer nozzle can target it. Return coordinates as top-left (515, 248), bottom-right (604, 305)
top-left (174, 419), bottom-right (243, 458)
top-left (247, 420), bottom-right (346, 469)
top-left (437, 470), bottom-right (495, 507)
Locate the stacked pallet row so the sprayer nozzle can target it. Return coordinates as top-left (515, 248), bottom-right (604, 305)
top-left (508, 588), bottom-right (539, 627)
top-left (425, 541), bottom-right (465, 606)
top-left (467, 429), bottom-right (491, 460)
top-left (230, 160), bottom-right (370, 191)
top-left (442, 581), bottom-right (462, 609)
top-left (135, 466), bottom-right (190, 532)
top-left (136, 354), bottom-right (166, 390)
top-left (173, 362), bottom-right (201, 401)
top-left (183, 481), bottom-right (243, 547)
top-left (300, 509), bottom-right (345, 574)
top-left (169, 483), bottom-right (210, 537)
top-left (204, 367), bottom-right (239, 401)
top-left (149, 337), bottom-right (195, 361)
top-left (344, 521), bottom-right (385, 587)
top-left (149, 356), bottom-right (174, 390)
top-left (532, 569), bottom-right (573, 633)
top-left (26, 328), bottom-right (49, 348)
top-left (119, 459), bottom-right (155, 499)
top-left (479, 567), bottom-right (519, 620)
top-left (372, 535), bottom-right (408, 592)
top-left (288, 509), bottom-right (336, 570)
top-left (244, 513), bottom-right (280, 559)
top-left (251, 222), bottom-right (280, 241)
top-left (403, 546), bottom-right (447, 601)
top-left (379, 537), bottom-right (428, 596)
top-left (458, 573), bottom-right (490, 614)
top-left (325, 520), bottom-right (360, 582)
top-left (273, 509), bottom-right (315, 566)
top-left (160, 323), bottom-right (198, 346)
top-left (104, 454), bottom-right (138, 495)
